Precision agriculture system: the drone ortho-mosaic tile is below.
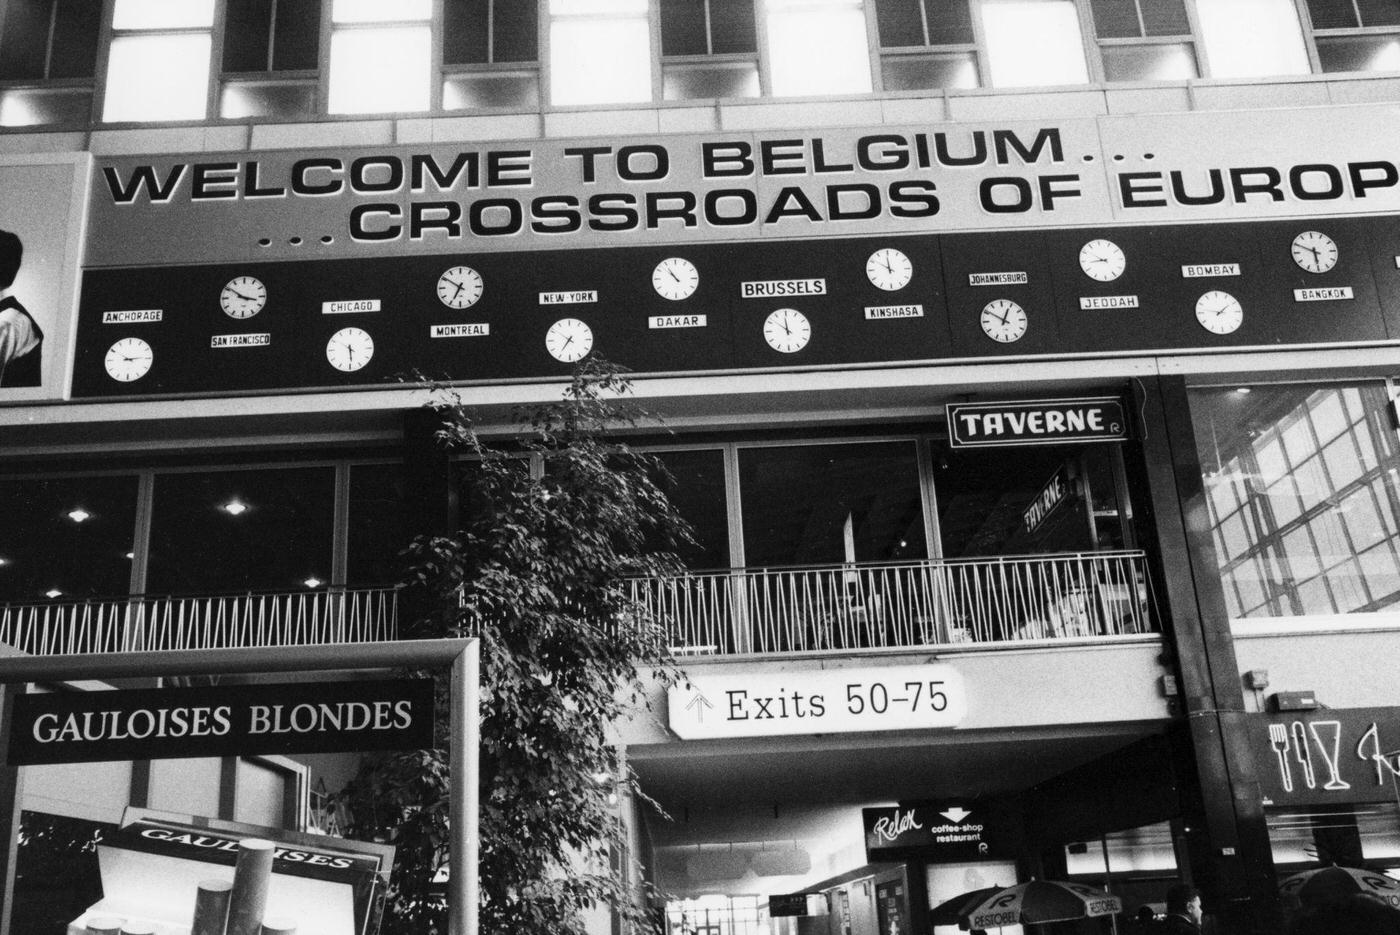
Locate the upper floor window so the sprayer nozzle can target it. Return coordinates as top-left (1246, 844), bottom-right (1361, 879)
top-left (766, 0), bottom-right (874, 95)
top-left (220, 0), bottom-right (322, 119)
top-left (443, 0), bottom-right (541, 109)
top-left (1305, 0), bottom-right (1400, 72)
top-left (1089, 0), bottom-right (1199, 79)
top-left (0, 0), bottom-right (101, 125)
top-left (328, 0), bottom-right (431, 114)
top-left (659, 0), bottom-right (760, 99)
top-left (981, 0), bottom-right (1090, 86)
top-left (874, 0), bottom-right (980, 91)
top-left (549, 0), bottom-right (653, 106)
top-left (102, 0), bottom-right (214, 122)
top-left (1195, 0), bottom-right (1310, 77)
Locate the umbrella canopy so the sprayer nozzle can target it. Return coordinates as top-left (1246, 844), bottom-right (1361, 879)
top-left (960, 880), bottom-right (1122, 930)
top-left (929, 886), bottom-right (1005, 927)
top-left (1279, 864), bottom-right (1400, 908)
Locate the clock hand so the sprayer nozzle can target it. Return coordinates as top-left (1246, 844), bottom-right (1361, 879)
top-left (450, 280), bottom-right (464, 300)
top-left (881, 256), bottom-right (893, 273)
top-left (231, 290), bottom-right (257, 302)
top-left (667, 267), bottom-right (681, 282)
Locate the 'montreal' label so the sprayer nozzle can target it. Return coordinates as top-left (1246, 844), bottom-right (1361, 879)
top-left (430, 323), bottom-right (490, 338)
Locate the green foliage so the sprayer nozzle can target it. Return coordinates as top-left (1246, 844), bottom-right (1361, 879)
top-left (337, 360), bottom-right (688, 935)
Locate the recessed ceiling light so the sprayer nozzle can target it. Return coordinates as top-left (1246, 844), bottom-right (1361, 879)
top-left (124, 552), bottom-right (135, 560)
top-left (303, 577), bottom-right (323, 589)
top-left (67, 508), bottom-right (91, 523)
top-left (0, 557), bottom-right (8, 566)
top-left (1236, 387), bottom-right (1252, 394)
top-left (222, 499), bottom-right (248, 516)
top-left (44, 588), bottom-right (62, 599)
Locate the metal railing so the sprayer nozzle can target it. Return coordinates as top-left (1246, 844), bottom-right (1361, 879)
top-left (636, 550), bottom-right (1156, 656)
top-left (0, 587), bottom-right (399, 656)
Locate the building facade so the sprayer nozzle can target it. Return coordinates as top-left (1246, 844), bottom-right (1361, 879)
top-left (4, 1), bottom-right (1400, 933)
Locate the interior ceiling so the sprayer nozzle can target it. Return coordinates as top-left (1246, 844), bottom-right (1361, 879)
top-left (631, 721), bottom-right (1159, 818)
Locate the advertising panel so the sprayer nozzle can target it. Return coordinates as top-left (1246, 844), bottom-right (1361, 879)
top-left (0, 153), bottom-right (89, 404)
top-left (1253, 707), bottom-right (1400, 807)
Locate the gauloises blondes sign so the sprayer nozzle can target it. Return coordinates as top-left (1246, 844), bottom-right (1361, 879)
top-left (86, 105), bottom-right (1400, 268)
top-left (7, 678), bottom-right (434, 765)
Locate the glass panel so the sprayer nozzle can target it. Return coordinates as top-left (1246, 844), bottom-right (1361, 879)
top-left (550, 16), bottom-right (652, 104)
top-left (662, 61), bottom-right (761, 99)
top-left (982, 0), bottom-right (1090, 87)
top-left (146, 467), bottom-right (335, 595)
top-left (496, 1), bottom-right (539, 60)
top-left (927, 0), bottom-right (975, 43)
top-left (0, 87), bottom-right (93, 126)
top-left (0, 476), bottom-right (138, 603)
top-left (0, 0), bottom-right (53, 80)
top-left (102, 34), bottom-right (211, 122)
top-left (661, 0), bottom-right (710, 54)
top-left (711, 0), bottom-right (757, 53)
top-left (273, 0), bottom-right (322, 70)
top-left (113, 0), bottom-right (215, 29)
top-left (346, 462), bottom-right (411, 587)
top-left (1342, 0), bottom-right (1393, 30)
top-left (233, 759), bottom-right (286, 827)
top-left (739, 442), bottom-right (926, 566)
top-left (1306, 0), bottom-right (1362, 26)
top-left (551, 0), bottom-right (649, 12)
top-left (881, 52), bottom-right (980, 89)
top-left (1092, 0), bottom-right (1142, 39)
top-left (220, 80), bottom-right (317, 118)
top-left (1317, 35), bottom-right (1400, 73)
top-left (223, 0), bottom-right (274, 72)
top-left (329, 25), bottom-right (431, 113)
top-left (876, 0), bottom-right (928, 46)
top-left (1141, 0), bottom-right (1191, 34)
top-left (332, 0), bottom-right (431, 22)
top-left (1101, 42), bottom-right (1198, 80)
top-left (443, 71), bottom-right (541, 108)
top-left (767, 3), bottom-right (874, 95)
top-left (444, 0), bottom-right (491, 63)
top-left (1196, 0), bottom-right (1310, 78)
top-left (51, 0), bottom-right (102, 78)
top-left (650, 450), bottom-right (729, 570)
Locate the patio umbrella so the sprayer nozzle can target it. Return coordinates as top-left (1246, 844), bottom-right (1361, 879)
top-left (1279, 864), bottom-right (1400, 908)
top-left (959, 880), bottom-right (1122, 930)
top-left (929, 885), bottom-right (1004, 927)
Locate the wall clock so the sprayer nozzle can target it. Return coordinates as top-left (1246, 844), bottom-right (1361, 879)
top-left (652, 257), bottom-right (699, 300)
top-left (1291, 231), bottom-right (1338, 274)
top-left (546, 318), bottom-right (593, 362)
top-left (980, 299), bottom-right (1028, 343)
top-left (1079, 239), bottom-right (1126, 282)
top-left (104, 337), bottom-right (153, 382)
top-left (763, 308), bottom-right (811, 353)
top-left (326, 327), bottom-right (374, 371)
top-left (438, 266), bottom-right (484, 309)
top-left (220, 276), bottom-right (266, 319)
top-left (1195, 290), bottom-right (1243, 334)
top-left (866, 248), bottom-right (913, 291)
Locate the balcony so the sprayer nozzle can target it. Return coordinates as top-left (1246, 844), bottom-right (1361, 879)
top-left (0, 552), bottom-right (1155, 660)
top-left (636, 550), bottom-right (1157, 656)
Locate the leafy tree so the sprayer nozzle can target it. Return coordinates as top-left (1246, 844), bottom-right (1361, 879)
top-left (337, 360), bottom-right (689, 935)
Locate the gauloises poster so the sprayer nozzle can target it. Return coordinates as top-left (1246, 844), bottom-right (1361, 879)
top-left (7, 677), bottom-right (434, 935)
top-left (0, 153), bottom-right (89, 403)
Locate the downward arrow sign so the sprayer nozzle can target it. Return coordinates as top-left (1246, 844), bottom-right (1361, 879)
top-left (941, 807), bottom-right (972, 823)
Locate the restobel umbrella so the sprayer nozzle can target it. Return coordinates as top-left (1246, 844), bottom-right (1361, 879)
top-left (960, 879), bottom-right (1122, 930)
top-left (1278, 864), bottom-right (1400, 908)
top-left (929, 885), bottom-right (1005, 928)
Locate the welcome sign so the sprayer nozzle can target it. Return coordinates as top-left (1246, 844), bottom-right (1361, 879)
top-left (7, 678), bottom-right (435, 765)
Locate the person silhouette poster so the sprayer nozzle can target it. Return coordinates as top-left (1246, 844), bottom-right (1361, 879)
top-left (0, 153), bottom-right (89, 401)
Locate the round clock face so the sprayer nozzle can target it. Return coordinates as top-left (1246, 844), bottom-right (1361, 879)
top-left (220, 276), bottom-right (267, 319)
top-left (545, 318), bottom-right (593, 362)
top-left (763, 308), bottom-right (811, 353)
top-left (1195, 290), bottom-right (1243, 334)
top-left (326, 327), bottom-right (374, 372)
top-left (652, 257), bottom-right (699, 301)
top-left (1079, 239), bottom-right (1126, 282)
top-left (104, 337), bottom-right (153, 382)
top-left (1291, 230), bottom-right (1338, 274)
top-left (866, 248), bottom-right (913, 291)
top-left (437, 266), bottom-right (484, 309)
top-left (980, 299), bottom-right (1028, 343)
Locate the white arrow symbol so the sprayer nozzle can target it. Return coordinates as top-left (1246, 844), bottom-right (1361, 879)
top-left (941, 807), bottom-right (972, 823)
top-left (685, 693), bottom-right (713, 721)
